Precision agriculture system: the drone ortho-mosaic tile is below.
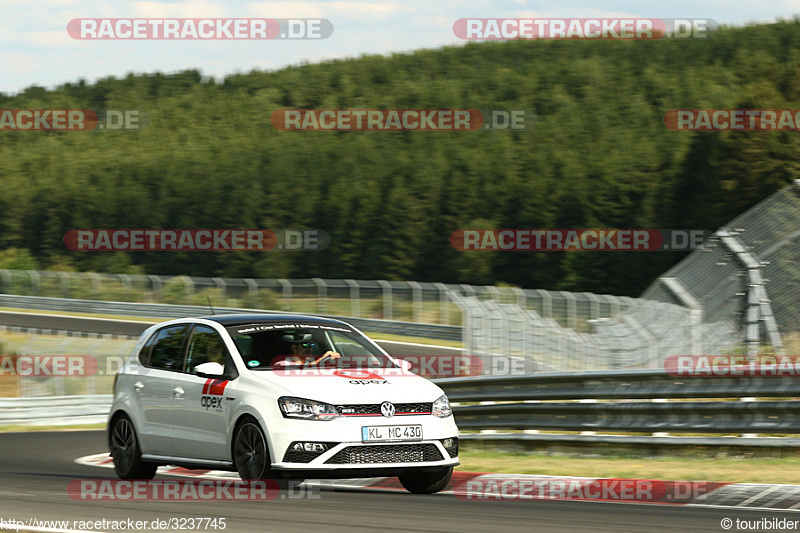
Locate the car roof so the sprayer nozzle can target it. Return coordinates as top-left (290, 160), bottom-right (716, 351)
top-left (200, 313), bottom-right (352, 328)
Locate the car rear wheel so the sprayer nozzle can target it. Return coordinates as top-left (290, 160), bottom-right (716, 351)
top-left (398, 466), bottom-right (453, 494)
top-left (110, 415), bottom-right (157, 480)
top-left (234, 420), bottom-right (270, 480)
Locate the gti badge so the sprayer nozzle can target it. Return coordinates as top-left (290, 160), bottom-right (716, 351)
top-left (380, 401), bottom-right (395, 418)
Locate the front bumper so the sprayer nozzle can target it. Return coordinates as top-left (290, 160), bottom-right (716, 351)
top-left (265, 413), bottom-right (459, 471)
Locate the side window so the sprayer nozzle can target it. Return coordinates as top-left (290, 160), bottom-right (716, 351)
top-left (148, 325), bottom-right (189, 371)
top-left (137, 331), bottom-right (158, 365)
top-left (185, 325), bottom-right (228, 374)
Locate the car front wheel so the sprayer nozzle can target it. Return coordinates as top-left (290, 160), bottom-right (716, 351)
top-left (398, 466), bottom-right (453, 494)
top-left (234, 420), bottom-right (270, 480)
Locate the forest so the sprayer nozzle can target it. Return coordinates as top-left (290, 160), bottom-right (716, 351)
top-left (0, 21), bottom-right (799, 296)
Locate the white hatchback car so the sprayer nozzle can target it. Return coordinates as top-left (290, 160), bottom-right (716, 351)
top-left (108, 314), bottom-right (459, 493)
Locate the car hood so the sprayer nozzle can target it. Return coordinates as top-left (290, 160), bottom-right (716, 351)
top-left (248, 367), bottom-right (445, 404)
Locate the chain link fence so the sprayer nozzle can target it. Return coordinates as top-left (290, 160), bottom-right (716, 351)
top-left (0, 273), bottom-right (467, 326)
top-left (450, 289), bottom-right (738, 372)
top-left (644, 180), bottom-right (800, 356)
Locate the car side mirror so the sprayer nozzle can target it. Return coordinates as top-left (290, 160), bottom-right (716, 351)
top-left (194, 361), bottom-right (226, 379)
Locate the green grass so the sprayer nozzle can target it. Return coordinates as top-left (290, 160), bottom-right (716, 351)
top-left (367, 332), bottom-right (463, 349)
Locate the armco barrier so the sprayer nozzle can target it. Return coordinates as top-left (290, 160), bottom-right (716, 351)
top-left (433, 370), bottom-right (800, 401)
top-left (432, 370), bottom-right (800, 447)
top-left (0, 395), bottom-right (112, 425)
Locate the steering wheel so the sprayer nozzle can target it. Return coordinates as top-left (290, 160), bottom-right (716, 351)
top-left (309, 352), bottom-right (340, 367)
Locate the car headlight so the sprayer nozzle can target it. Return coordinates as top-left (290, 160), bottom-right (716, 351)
top-left (432, 394), bottom-right (452, 418)
top-left (278, 397), bottom-right (340, 421)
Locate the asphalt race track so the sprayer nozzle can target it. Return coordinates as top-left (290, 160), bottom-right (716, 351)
top-left (0, 431), bottom-right (795, 533)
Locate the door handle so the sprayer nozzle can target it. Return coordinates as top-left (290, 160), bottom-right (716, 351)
top-left (133, 381), bottom-right (144, 393)
top-left (172, 386), bottom-right (185, 398)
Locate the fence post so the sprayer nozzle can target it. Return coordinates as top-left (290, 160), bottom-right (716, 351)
top-left (512, 287), bottom-right (526, 309)
top-left (57, 271), bottom-right (70, 298)
top-left (345, 279), bottom-right (360, 317)
top-left (244, 279), bottom-right (258, 308)
top-left (212, 277), bottom-right (226, 305)
top-left (0, 269), bottom-right (9, 293)
top-left (87, 272), bottom-right (101, 299)
top-left (377, 280), bottom-right (392, 320)
top-left (536, 289), bottom-right (552, 317)
top-left (118, 274), bottom-right (131, 301)
top-left (312, 278), bottom-right (327, 314)
top-left (433, 282), bottom-right (449, 324)
top-left (408, 281), bottom-right (422, 323)
top-left (148, 275), bottom-right (163, 301)
top-left (26, 270), bottom-right (41, 296)
top-left (560, 291), bottom-right (577, 330)
top-left (485, 285), bottom-right (501, 303)
top-left (278, 279), bottom-right (292, 311)
top-left (585, 292), bottom-right (600, 320)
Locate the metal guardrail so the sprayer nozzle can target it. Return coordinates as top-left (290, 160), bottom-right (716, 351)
top-left (433, 370), bottom-right (800, 401)
top-left (0, 294), bottom-right (461, 341)
top-left (0, 395), bottom-right (111, 425)
top-left (453, 401), bottom-right (800, 433)
top-left (432, 371), bottom-right (800, 447)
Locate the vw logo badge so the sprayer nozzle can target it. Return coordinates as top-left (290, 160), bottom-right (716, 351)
top-left (380, 402), bottom-right (395, 418)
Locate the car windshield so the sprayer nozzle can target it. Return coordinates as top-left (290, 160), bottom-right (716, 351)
top-left (226, 323), bottom-right (395, 370)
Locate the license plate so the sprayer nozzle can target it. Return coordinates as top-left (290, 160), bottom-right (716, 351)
top-left (362, 425), bottom-right (422, 442)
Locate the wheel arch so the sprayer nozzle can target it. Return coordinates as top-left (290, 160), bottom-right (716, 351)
top-left (230, 412), bottom-right (275, 466)
top-left (107, 408), bottom-right (132, 451)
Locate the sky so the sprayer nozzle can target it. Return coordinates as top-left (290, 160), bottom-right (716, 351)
top-left (0, 0), bottom-right (798, 95)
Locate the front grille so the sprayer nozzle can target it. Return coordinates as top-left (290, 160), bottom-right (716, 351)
top-left (325, 444), bottom-right (444, 464)
top-left (335, 403), bottom-right (432, 416)
top-left (284, 450), bottom-right (322, 463)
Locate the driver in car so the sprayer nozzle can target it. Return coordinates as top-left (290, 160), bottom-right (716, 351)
top-left (273, 337), bottom-right (341, 367)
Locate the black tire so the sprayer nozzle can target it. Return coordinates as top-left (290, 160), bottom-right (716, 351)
top-left (398, 466), bottom-right (453, 494)
top-left (233, 419), bottom-right (271, 480)
top-left (109, 415), bottom-right (157, 480)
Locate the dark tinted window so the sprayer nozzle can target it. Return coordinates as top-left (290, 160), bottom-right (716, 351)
top-left (148, 325), bottom-right (188, 370)
top-left (185, 325), bottom-right (228, 374)
top-left (137, 331), bottom-right (158, 365)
